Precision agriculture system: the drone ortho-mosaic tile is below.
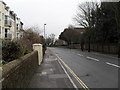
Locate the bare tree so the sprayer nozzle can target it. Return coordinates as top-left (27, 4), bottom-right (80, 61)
top-left (74, 2), bottom-right (100, 52)
top-left (17, 27), bottom-right (44, 51)
top-left (46, 33), bottom-right (55, 46)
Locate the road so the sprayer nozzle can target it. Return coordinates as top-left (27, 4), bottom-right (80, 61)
top-left (49, 47), bottom-right (119, 89)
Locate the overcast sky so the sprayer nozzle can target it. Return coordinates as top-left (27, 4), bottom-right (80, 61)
top-left (3, 0), bottom-right (98, 38)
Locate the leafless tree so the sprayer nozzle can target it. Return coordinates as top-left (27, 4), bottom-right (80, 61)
top-left (46, 33), bottom-right (55, 46)
top-left (74, 2), bottom-right (100, 52)
top-left (17, 27), bottom-right (44, 51)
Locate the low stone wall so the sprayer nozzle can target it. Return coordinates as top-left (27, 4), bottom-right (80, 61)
top-left (2, 51), bottom-right (39, 88)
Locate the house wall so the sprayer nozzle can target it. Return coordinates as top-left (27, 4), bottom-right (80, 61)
top-left (0, 1), bottom-right (6, 39)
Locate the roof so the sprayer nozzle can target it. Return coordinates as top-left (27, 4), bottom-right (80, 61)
top-left (0, 1), bottom-right (6, 5)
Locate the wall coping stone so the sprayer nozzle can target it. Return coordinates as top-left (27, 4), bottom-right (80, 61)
top-left (2, 51), bottom-right (38, 78)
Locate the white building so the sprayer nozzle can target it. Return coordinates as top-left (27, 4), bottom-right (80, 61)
top-left (0, 0), bottom-right (24, 40)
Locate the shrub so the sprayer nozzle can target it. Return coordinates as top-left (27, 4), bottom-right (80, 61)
top-left (17, 28), bottom-right (45, 51)
top-left (2, 40), bottom-right (24, 62)
top-left (0, 60), bottom-right (6, 66)
top-left (24, 50), bottom-right (32, 55)
top-left (17, 27), bottom-right (46, 56)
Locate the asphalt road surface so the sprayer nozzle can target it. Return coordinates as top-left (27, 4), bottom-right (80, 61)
top-left (49, 47), bottom-right (119, 89)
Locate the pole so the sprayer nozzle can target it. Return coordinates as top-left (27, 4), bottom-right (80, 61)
top-left (44, 24), bottom-right (46, 39)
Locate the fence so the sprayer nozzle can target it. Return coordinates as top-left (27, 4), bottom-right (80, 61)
top-left (84, 43), bottom-right (118, 54)
top-left (68, 43), bottom-right (118, 54)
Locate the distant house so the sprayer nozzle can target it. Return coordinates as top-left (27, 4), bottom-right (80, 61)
top-left (0, 0), bottom-right (24, 40)
top-left (54, 39), bottom-right (68, 46)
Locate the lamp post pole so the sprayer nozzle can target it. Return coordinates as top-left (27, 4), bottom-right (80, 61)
top-left (44, 24), bottom-right (46, 39)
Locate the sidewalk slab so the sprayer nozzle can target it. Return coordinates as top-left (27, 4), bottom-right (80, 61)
top-left (28, 49), bottom-right (74, 88)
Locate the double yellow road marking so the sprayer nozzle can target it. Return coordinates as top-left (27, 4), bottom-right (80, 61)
top-left (56, 54), bottom-right (90, 90)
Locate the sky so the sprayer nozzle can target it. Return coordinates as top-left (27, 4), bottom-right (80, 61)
top-left (3, 0), bottom-right (98, 38)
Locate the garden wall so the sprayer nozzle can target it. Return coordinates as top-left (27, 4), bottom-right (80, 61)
top-left (2, 51), bottom-right (39, 88)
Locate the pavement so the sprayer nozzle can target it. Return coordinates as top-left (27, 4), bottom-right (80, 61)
top-left (28, 49), bottom-right (74, 88)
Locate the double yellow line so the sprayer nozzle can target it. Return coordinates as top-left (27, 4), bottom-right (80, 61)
top-left (56, 55), bottom-right (90, 90)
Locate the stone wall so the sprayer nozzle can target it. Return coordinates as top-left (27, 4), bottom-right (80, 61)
top-left (2, 51), bottom-right (39, 88)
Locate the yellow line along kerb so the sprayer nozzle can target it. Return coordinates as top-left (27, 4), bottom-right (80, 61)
top-left (56, 54), bottom-right (90, 90)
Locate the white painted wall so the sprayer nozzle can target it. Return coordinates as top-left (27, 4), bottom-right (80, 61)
top-left (33, 44), bottom-right (43, 65)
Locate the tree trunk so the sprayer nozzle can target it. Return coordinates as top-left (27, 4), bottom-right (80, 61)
top-left (102, 43), bottom-right (104, 53)
top-left (118, 41), bottom-right (120, 58)
top-left (97, 43), bottom-right (98, 52)
top-left (88, 37), bottom-right (91, 52)
top-left (108, 43), bottom-right (110, 54)
top-left (81, 38), bottom-right (84, 51)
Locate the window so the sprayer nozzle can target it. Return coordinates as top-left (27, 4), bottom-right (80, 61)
top-left (5, 29), bottom-right (7, 38)
top-left (0, 26), bottom-right (1, 34)
top-left (0, 12), bottom-right (1, 21)
top-left (2, 13), bottom-right (4, 19)
top-left (20, 35), bottom-right (23, 38)
top-left (16, 33), bottom-right (19, 39)
top-left (17, 24), bottom-right (19, 30)
top-left (2, 27), bottom-right (4, 32)
top-left (5, 15), bottom-right (9, 20)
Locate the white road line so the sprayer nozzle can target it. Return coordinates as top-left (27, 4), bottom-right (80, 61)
top-left (92, 52), bottom-right (119, 60)
top-left (56, 55), bottom-right (78, 90)
top-left (106, 62), bottom-right (120, 68)
top-left (86, 56), bottom-right (99, 62)
top-left (77, 54), bottom-right (83, 56)
top-left (56, 54), bottom-right (89, 90)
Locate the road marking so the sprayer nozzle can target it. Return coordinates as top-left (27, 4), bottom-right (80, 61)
top-left (86, 56), bottom-right (99, 62)
top-left (106, 62), bottom-right (120, 68)
top-left (56, 54), bottom-right (89, 90)
top-left (57, 57), bottom-right (78, 90)
top-left (92, 52), bottom-right (119, 60)
top-left (77, 54), bottom-right (83, 57)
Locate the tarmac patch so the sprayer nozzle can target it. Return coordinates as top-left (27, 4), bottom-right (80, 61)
top-left (49, 74), bottom-right (68, 79)
top-left (41, 72), bottom-right (47, 75)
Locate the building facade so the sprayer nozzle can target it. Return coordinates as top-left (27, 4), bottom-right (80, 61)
top-left (0, 0), bottom-right (24, 40)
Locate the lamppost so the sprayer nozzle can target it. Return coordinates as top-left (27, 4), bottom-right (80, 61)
top-left (44, 24), bottom-right (46, 39)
